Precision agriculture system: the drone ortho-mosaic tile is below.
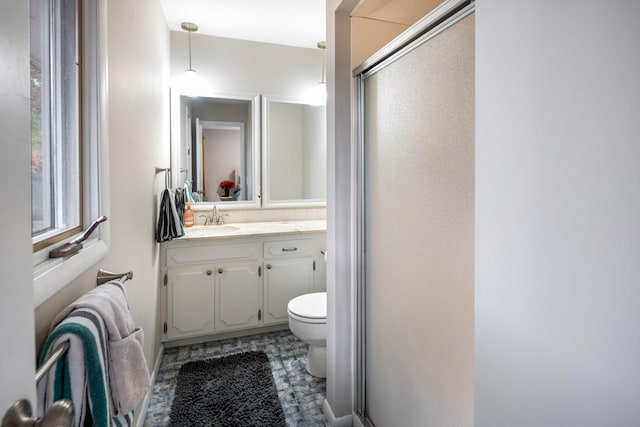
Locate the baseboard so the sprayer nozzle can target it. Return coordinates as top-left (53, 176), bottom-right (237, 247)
top-left (134, 344), bottom-right (164, 427)
top-left (352, 412), bottom-right (366, 427)
top-left (323, 399), bottom-right (353, 427)
top-left (163, 324), bottom-right (289, 348)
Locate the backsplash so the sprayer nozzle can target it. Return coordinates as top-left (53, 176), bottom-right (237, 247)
top-left (192, 207), bottom-right (327, 226)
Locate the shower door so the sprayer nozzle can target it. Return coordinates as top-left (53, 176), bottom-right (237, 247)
top-left (355, 2), bottom-right (475, 426)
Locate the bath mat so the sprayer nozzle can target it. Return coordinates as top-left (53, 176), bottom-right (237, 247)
top-left (169, 351), bottom-right (286, 427)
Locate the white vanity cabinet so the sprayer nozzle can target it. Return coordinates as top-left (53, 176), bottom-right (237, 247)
top-left (263, 239), bottom-right (315, 324)
top-left (161, 227), bottom-right (325, 343)
top-left (166, 265), bottom-right (216, 340)
top-left (163, 241), bottom-right (261, 341)
top-left (215, 260), bottom-right (261, 332)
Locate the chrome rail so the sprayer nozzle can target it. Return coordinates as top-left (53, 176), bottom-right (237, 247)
top-left (96, 268), bottom-right (133, 286)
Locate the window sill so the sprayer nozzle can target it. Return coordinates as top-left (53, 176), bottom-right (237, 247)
top-left (33, 238), bottom-right (108, 307)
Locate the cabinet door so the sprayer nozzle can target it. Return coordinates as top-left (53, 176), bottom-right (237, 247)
top-left (264, 258), bottom-right (314, 324)
top-left (167, 266), bottom-right (215, 339)
top-left (215, 261), bottom-right (262, 332)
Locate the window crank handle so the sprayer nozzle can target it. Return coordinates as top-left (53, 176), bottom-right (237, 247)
top-left (72, 215), bottom-right (107, 244)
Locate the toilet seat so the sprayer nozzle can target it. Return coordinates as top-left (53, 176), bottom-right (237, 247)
top-left (287, 292), bottom-right (326, 324)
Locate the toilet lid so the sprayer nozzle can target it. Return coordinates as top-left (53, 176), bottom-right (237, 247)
top-left (288, 292), bottom-right (326, 319)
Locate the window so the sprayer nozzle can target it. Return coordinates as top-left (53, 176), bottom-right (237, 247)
top-left (31, 0), bottom-right (109, 305)
top-left (30, 0), bottom-right (82, 251)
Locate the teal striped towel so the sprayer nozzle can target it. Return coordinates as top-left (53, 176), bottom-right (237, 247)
top-left (37, 303), bottom-right (138, 426)
top-left (37, 281), bottom-right (150, 427)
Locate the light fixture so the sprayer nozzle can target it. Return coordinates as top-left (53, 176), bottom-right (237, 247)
top-left (306, 41), bottom-right (327, 106)
top-left (178, 22), bottom-right (203, 95)
top-left (182, 22), bottom-right (198, 73)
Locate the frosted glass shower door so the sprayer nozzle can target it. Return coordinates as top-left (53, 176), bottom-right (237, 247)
top-left (360, 10), bottom-right (475, 427)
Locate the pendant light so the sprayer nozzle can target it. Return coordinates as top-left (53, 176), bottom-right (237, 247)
top-left (179, 22), bottom-right (201, 95)
top-left (306, 41), bottom-right (327, 106)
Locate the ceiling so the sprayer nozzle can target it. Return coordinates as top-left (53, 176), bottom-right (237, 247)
top-left (160, 0), bottom-right (326, 49)
top-left (352, 0), bottom-right (443, 26)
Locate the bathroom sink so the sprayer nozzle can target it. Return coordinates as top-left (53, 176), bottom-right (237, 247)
top-left (210, 225), bottom-right (239, 231)
top-left (185, 225), bottom-right (240, 237)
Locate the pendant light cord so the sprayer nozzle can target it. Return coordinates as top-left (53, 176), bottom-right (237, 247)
top-left (181, 22), bottom-right (198, 72)
top-left (188, 28), bottom-right (193, 71)
top-left (321, 48), bottom-right (325, 84)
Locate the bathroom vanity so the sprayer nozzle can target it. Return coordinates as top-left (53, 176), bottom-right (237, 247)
top-left (159, 220), bottom-right (326, 343)
top-left (165, 89), bottom-right (327, 345)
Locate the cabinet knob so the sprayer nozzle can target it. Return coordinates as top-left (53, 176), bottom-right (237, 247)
top-left (266, 264), bottom-right (272, 270)
top-left (218, 268), bottom-right (224, 274)
top-left (206, 270), bottom-right (212, 276)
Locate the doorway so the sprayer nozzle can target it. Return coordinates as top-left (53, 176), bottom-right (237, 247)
top-left (194, 120), bottom-right (246, 202)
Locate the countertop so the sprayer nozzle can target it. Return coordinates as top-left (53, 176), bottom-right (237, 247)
top-left (179, 220), bottom-right (327, 240)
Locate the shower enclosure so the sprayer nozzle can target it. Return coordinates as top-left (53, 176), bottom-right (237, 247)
top-left (354, 1), bottom-right (475, 425)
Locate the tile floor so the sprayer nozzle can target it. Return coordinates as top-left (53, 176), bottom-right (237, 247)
top-left (143, 329), bottom-right (327, 427)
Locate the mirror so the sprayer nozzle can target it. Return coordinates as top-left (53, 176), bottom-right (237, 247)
top-left (171, 92), bottom-right (327, 209)
top-left (261, 96), bottom-right (327, 207)
top-left (170, 91), bottom-right (260, 208)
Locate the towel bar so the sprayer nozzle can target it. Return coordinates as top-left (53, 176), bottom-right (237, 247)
top-left (96, 268), bottom-right (133, 286)
top-left (35, 341), bottom-right (70, 384)
top-left (155, 166), bottom-right (171, 189)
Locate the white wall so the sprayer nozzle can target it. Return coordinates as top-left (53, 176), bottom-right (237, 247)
top-left (325, 0), bottom-right (359, 421)
top-left (476, 2), bottom-right (640, 426)
top-left (34, 0), bottom-right (170, 372)
top-left (0, 0), bottom-right (38, 409)
top-left (106, 0), bottom-right (170, 368)
top-left (170, 32), bottom-right (323, 99)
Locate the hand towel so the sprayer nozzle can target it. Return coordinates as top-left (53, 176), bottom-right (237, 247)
top-left (156, 188), bottom-right (185, 242)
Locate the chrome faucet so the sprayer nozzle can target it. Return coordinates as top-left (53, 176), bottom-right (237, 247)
top-left (198, 213), bottom-right (213, 226)
top-left (212, 205), bottom-right (219, 223)
top-left (197, 205), bottom-right (229, 226)
top-left (198, 206), bottom-right (216, 226)
top-left (213, 205), bottom-right (229, 225)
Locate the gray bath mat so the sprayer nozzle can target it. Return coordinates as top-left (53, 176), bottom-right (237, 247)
top-left (169, 351), bottom-right (286, 427)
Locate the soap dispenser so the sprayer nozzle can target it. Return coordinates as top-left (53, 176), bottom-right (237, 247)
top-left (183, 201), bottom-right (194, 227)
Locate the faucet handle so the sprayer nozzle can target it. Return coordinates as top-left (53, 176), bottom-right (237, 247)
top-left (218, 213), bottom-right (229, 225)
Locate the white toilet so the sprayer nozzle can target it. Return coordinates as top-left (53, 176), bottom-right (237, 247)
top-left (287, 292), bottom-right (327, 378)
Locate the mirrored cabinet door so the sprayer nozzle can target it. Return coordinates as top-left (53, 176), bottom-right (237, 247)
top-left (171, 91), bottom-right (261, 208)
top-left (261, 95), bottom-right (327, 208)
top-left (171, 92), bottom-right (327, 209)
